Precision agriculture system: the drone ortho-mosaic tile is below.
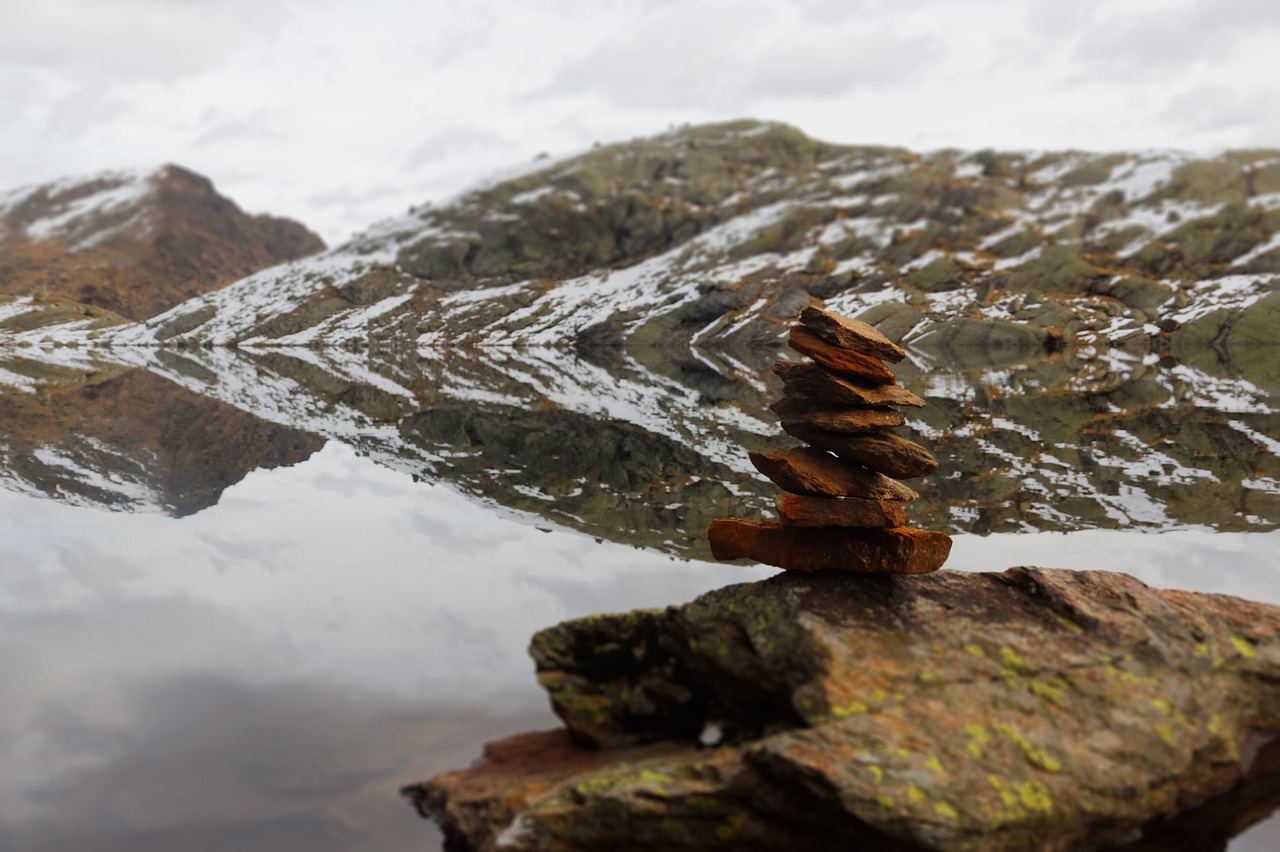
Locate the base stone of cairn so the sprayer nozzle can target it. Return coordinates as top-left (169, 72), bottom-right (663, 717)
top-left (709, 306), bottom-right (952, 575)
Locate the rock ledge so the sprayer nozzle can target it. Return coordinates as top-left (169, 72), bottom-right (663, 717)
top-left (407, 567), bottom-right (1280, 851)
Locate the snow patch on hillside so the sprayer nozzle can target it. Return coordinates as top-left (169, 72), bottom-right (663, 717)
top-left (0, 167), bottom-right (158, 251)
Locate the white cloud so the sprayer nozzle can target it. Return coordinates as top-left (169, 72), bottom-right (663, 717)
top-left (0, 0), bottom-right (287, 79)
top-left (0, 0), bottom-right (1276, 244)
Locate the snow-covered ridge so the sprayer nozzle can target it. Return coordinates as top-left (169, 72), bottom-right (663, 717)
top-left (0, 166), bottom-right (160, 252)
top-left (0, 124), bottom-right (1274, 373)
top-left (0, 122), bottom-right (1277, 538)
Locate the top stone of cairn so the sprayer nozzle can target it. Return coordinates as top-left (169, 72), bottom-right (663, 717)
top-left (799, 306), bottom-right (906, 364)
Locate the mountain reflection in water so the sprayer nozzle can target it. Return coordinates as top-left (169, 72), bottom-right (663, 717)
top-left (0, 341), bottom-right (1278, 850)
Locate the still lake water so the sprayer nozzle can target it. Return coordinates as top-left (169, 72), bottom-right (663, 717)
top-left (1, 343), bottom-right (1278, 850)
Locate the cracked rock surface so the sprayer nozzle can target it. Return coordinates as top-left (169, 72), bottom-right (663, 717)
top-left (407, 567), bottom-right (1280, 851)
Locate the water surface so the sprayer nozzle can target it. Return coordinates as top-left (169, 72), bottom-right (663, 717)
top-left (1, 342), bottom-right (1277, 849)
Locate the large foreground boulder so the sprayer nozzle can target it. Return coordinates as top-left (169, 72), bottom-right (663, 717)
top-left (406, 567), bottom-right (1280, 851)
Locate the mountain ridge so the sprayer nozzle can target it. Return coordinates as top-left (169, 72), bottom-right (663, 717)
top-left (0, 164), bottom-right (325, 321)
top-left (16, 120), bottom-right (1266, 393)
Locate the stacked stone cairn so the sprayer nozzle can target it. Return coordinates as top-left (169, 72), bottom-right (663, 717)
top-left (709, 307), bottom-right (952, 574)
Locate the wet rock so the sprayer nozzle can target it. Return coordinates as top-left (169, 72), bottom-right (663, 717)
top-left (775, 493), bottom-right (908, 528)
top-left (408, 568), bottom-right (1280, 852)
top-left (774, 361), bottom-right (925, 408)
top-left (707, 518), bottom-right (950, 574)
top-left (788, 327), bottom-right (897, 385)
top-left (798, 306), bottom-right (907, 363)
top-left (770, 397), bottom-right (905, 433)
top-left (749, 448), bottom-right (919, 501)
top-left (783, 422), bottom-right (940, 480)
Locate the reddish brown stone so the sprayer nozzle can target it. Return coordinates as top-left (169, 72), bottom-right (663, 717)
top-left (784, 422), bottom-right (939, 480)
top-left (799, 306), bottom-right (906, 363)
top-left (775, 494), bottom-right (908, 528)
top-left (788, 328), bottom-right (896, 385)
top-left (708, 518), bottom-right (951, 574)
top-left (749, 448), bottom-right (919, 501)
top-left (774, 361), bottom-right (925, 408)
top-left (771, 397), bottom-right (904, 433)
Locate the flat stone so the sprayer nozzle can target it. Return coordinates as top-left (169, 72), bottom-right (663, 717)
top-left (708, 517), bottom-right (951, 574)
top-left (775, 493), bottom-right (908, 528)
top-left (799, 306), bottom-right (906, 363)
top-left (771, 397), bottom-right (905, 433)
top-left (789, 327), bottom-right (896, 385)
top-left (784, 422), bottom-right (939, 480)
top-left (774, 360), bottom-right (925, 408)
top-left (749, 448), bottom-right (919, 501)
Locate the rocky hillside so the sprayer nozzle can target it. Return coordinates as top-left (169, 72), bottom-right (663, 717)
top-left (0, 164), bottom-right (324, 321)
top-left (1, 122), bottom-right (1277, 537)
top-left (72, 120), bottom-right (1277, 380)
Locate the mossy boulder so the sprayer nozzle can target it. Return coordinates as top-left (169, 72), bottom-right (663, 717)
top-left (411, 568), bottom-right (1280, 851)
top-left (1089, 276), bottom-right (1174, 311)
top-left (1166, 203), bottom-right (1268, 270)
top-left (1001, 245), bottom-right (1106, 295)
top-left (905, 256), bottom-right (968, 293)
top-left (854, 300), bottom-right (925, 343)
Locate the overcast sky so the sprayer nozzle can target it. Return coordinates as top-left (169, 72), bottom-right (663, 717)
top-left (2, 0), bottom-right (1277, 244)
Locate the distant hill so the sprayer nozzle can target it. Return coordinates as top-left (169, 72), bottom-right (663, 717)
top-left (0, 122), bottom-right (1277, 537)
top-left (59, 120), bottom-right (1275, 399)
top-left (0, 164), bottom-right (325, 320)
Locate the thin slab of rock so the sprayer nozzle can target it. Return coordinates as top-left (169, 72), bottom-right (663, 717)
top-left (784, 422), bottom-right (939, 480)
top-left (707, 517), bottom-right (950, 574)
top-left (774, 360), bottom-right (925, 408)
top-left (749, 448), bottom-right (919, 501)
top-left (788, 327), bottom-right (896, 385)
top-left (799, 306), bottom-right (906, 363)
top-left (408, 568), bottom-right (1280, 852)
top-left (771, 398), bottom-right (905, 433)
top-left (775, 493), bottom-right (908, 528)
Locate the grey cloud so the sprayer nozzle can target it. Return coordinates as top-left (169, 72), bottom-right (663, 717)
top-left (402, 125), bottom-right (513, 171)
top-left (1160, 82), bottom-right (1268, 136)
top-left (0, 0), bottom-right (294, 82)
top-left (1065, 0), bottom-right (1280, 78)
top-left (533, 1), bottom-right (950, 111)
top-left (188, 109), bottom-right (289, 150)
top-left (739, 30), bottom-right (947, 98)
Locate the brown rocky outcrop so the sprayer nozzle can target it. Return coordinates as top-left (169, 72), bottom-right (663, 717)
top-left (0, 165), bottom-right (324, 319)
top-left (406, 567), bottom-right (1280, 851)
